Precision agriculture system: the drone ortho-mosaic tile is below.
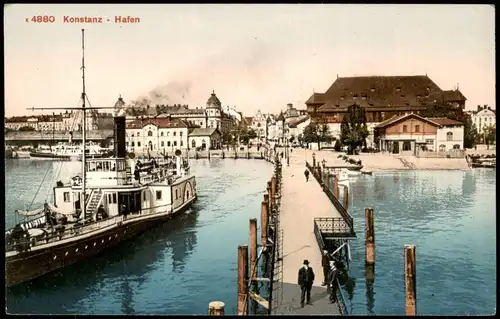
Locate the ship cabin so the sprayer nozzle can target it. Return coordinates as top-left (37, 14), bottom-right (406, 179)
top-left (51, 116), bottom-right (188, 225)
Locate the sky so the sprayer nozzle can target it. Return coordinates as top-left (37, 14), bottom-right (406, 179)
top-left (4, 4), bottom-right (496, 117)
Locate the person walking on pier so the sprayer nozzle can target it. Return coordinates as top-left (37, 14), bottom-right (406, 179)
top-left (297, 259), bottom-right (315, 307)
top-left (304, 169), bottom-right (310, 182)
top-left (321, 248), bottom-right (331, 286)
top-left (328, 260), bottom-right (338, 304)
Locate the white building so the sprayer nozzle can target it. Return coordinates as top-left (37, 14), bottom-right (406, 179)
top-left (287, 115), bottom-right (311, 142)
top-left (116, 91), bottom-right (236, 136)
top-left (5, 110), bottom-right (98, 132)
top-left (188, 128), bottom-right (222, 150)
top-left (471, 105), bottom-right (496, 134)
top-left (125, 117), bottom-right (189, 154)
top-left (375, 114), bottom-right (464, 154)
top-left (430, 117), bottom-right (465, 151)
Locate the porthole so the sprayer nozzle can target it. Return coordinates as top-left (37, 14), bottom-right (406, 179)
top-left (93, 242), bottom-right (96, 246)
top-left (108, 236), bottom-right (111, 240)
top-left (85, 245), bottom-right (88, 249)
top-left (101, 239), bottom-right (104, 243)
top-left (53, 255), bottom-right (57, 260)
top-left (75, 248), bottom-right (79, 252)
top-left (65, 251), bottom-right (68, 256)
top-left (115, 234), bottom-right (118, 238)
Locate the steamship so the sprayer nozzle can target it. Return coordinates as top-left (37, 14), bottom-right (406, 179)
top-left (5, 29), bottom-right (197, 287)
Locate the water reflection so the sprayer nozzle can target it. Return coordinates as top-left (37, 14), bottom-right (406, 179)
top-left (365, 265), bottom-right (375, 314)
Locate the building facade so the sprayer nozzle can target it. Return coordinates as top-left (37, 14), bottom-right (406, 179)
top-left (5, 110), bottom-right (99, 132)
top-left (116, 91), bottom-right (236, 136)
top-left (471, 105), bottom-right (496, 134)
top-left (305, 75), bottom-right (467, 145)
top-left (188, 128), bottom-right (222, 150)
top-left (375, 113), bottom-right (464, 154)
top-left (125, 117), bottom-right (189, 154)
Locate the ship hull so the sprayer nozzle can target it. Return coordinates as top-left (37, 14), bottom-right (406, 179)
top-left (29, 152), bottom-right (78, 161)
top-left (6, 196), bottom-right (196, 287)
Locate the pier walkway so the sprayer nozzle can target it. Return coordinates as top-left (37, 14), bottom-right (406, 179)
top-left (272, 149), bottom-right (351, 315)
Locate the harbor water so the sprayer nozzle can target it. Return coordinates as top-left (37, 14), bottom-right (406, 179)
top-left (5, 160), bottom-right (496, 315)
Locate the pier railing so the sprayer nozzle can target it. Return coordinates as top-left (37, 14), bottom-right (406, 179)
top-left (305, 162), bottom-right (355, 233)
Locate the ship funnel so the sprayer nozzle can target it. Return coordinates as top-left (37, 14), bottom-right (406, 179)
top-left (114, 116), bottom-right (126, 158)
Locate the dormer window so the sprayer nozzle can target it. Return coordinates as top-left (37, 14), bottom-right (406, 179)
top-left (426, 87), bottom-right (430, 91)
top-left (362, 95), bottom-right (367, 100)
top-left (340, 96), bottom-right (345, 100)
top-left (400, 94), bottom-right (405, 98)
top-left (396, 87), bottom-right (401, 92)
top-left (353, 95), bottom-right (358, 99)
top-left (369, 102), bottom-right (374, 106)
top-left (371, 88), bottom-right (375, 92)
top-left (417, 95), bottom-right (421, 99)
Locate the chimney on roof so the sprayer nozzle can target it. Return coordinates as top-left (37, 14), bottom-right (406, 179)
top-left (457, 83), bottom-right (459, 90)
top-left (287, 103), bottom-right (293, 111)
top-left (477, 105), bottom-right (482, 112)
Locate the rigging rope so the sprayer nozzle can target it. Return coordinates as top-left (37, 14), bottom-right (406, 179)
top-left (28, 162), bottom-right (53, 211)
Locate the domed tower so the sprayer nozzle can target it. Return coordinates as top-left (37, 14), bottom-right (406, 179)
top-left (205, 90), bottom-right (222, 129)
top-left (114, 94), bottom-right (126, 116)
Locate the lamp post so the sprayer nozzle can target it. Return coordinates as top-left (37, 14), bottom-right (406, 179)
top-left (312, 152), bottom-right (316, 168)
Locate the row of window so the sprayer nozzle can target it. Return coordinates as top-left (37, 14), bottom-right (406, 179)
top-left (130, 130), bottom-right (184, 137)
top-left (52, 232), bottom-right (123, 260)
top-left (126, 140), bottom-right (185, 147)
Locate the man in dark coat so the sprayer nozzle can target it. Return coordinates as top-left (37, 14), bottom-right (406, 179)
top-left (328, 261), bottom-right (338, 303)
top-left (297, 259), bottom-right (315, 307)
top-left (321, 248), bottom-right (331, 286)
top-left (304, 169), bottom-right (310, 182)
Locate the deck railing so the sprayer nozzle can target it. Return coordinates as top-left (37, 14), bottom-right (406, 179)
top-left (6, 203), bottom-right (173, 252)
top-left (305, 162), bottom-right (355, 233)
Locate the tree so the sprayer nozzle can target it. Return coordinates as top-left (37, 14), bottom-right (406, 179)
top-left (302, 123), bottom-right (319, 146)
top-left (247, 128), bottom-right (257, 140)
top-left (483, 124), bottom-right (496, 149)
top-left (289, 136), bottom-right (295, 143)
top-left (340, 104), bottom-right (369, 154)
top-left (318, 124), bottom-right (334, 144)
top-left (419, 103), bottom-right (476, 148)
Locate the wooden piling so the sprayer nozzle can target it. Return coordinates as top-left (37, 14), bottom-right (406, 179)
top-left (404, 245), bottom-right (417, 316)
top-left (334, 174), bottom-right (339, 198)
top-left (261, 200), bottom-right (269, 249)
top-left (208, 301), bottom-right (225, 315)
top-left (365, 208), bottom-right (375, 265)
top-left (208, 150), bottom-right (211, 160)
top-left (266, 185), bottom-right (272, 213)
top-left (343, 185), bottom-right (349, 210)
top-left (237, 245), bottom-right (249, 315)
top-left (249, 218), bottom-right (258, 314)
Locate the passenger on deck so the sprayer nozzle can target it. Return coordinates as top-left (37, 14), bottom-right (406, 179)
top-left (328, 261), bottom-right (338, 303)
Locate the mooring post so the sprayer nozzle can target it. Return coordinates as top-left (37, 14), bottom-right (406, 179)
top-left (208, 150), bottom-right (211, 160)
top-left (266, 185), bottom-right (272, 214)
top-left (365, 208), bottom-right (375, 265)
top-left (334, 174), bottom-right (339, 198)
top-left (343, 185), bottom-right (349, 210)
top-left (261, 200), bottom-right (269, 249)
top-left (271, 176), bottom-right (276, 197)
top-left (404, 245), bottom-right (417, 316)
top-left (208, 301), bottom-right (225, 315)
top-left (237, 245), bottom-right (249, 315)
top-left (249, 218), bottom-right (258, 314)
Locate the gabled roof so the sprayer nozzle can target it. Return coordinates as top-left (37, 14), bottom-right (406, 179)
top-left (309, 75), bottom-right (467, 111)
top-left (188, 127), bottom-right (221, 137)
top-left (427, 117), bottom-right (463, 126)
top-left (126, 118), bottom-right (188, 129)
top-left (375, 113), bottom-right (441, 129)
top-left (442, 90), bottom-right (467, 102)
top-left (305, 93), bottom-right (326, 104)
top-left (287, 115), bottom-right (310, 128)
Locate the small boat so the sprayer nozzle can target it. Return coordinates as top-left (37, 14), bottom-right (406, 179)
top-left (29, 142), bottom-right (108, 161)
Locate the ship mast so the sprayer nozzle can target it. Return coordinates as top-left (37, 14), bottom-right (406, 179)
top-left (81, 28), bottom-right (87, 221)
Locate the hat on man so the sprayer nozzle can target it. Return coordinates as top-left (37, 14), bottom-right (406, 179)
top-left (303, 259), bottom-right (309, 265)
